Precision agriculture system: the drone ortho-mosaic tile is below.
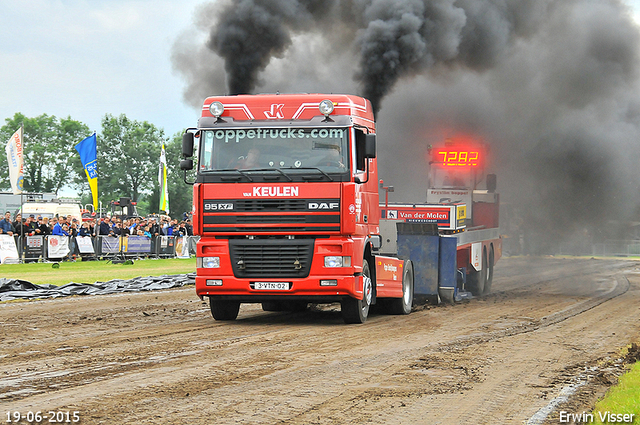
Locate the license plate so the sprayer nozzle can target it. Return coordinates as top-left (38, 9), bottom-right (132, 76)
top-left (254, 282), bottom-right (291, 290)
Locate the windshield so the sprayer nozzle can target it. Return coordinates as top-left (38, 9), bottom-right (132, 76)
top-left (199, 127), bottom-right (349, 173)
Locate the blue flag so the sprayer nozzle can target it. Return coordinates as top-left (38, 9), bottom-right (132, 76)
top-left (75, 133), bottom-right (98, 209)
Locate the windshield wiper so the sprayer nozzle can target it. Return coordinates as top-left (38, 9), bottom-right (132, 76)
top-left (287, 167), bottom-right (334, 181)
top-left (248, 168), bottom-right (293, 182)
top-left (214, 169), bottom-right (253, 182)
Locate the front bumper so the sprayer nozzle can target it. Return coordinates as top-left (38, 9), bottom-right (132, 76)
top-left (195, 274), bottom-right (361, 303)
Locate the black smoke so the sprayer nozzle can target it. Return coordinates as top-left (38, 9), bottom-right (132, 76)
top-left (173, 0), bottom-right (640, 251)
top-left (186, 0), bottom-right (547, 113)
top-left (205, 0), bottom-right (336, 95)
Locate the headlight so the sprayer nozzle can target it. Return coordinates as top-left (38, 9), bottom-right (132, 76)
top-left (209, 101), bottom-right (224, 117)
top-left (324, 256), bottom-right (351, 268)
top-left (199, 256), bottom-right (220, 268)
top-left (319, 99), bottom-right (334, 116)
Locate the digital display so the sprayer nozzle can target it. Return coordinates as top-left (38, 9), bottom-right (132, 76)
top-left (435, 150), bottom-right (480, 167)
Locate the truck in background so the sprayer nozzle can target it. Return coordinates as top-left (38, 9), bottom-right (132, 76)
top-left (180, 94), bottom-right (501, 324)
top-left (0, 192), bottom-right (56, 215)
top-left (379, 138), bottom-right (501, 304)
top-left (20, 199), bottom-right (82, 222)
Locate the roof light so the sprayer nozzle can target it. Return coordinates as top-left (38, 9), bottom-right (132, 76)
top-left (209, 101), bottom-right (224, 118)
top-left (319, 99), bottom-right (334, 116)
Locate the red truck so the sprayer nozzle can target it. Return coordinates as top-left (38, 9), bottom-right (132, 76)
top-left (180, 94), bottom-right (501, 323)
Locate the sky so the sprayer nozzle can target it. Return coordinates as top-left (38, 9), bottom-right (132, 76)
top-left (0, 0), bottom-right (207, 138)
top-left (1, 0), bottom-right (640, 139)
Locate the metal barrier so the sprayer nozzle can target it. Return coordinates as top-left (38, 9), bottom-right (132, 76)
top-left (590, 241), bottom-right (640, 257)
top-left (0, 235), bottom-right (200, 264)
top-left (548, 240), bottom-right (640, 257)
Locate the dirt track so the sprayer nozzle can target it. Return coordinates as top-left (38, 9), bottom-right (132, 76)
top-left (1, 257), bottom-right (640, 424)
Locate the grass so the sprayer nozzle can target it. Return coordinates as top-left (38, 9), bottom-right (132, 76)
top-left (592, 347), bottom-right (640, 425)
top-left (0, 258), bottom-right (196, 286)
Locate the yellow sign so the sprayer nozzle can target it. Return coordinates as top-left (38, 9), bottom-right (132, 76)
top-left (457, 205), bottom-right (467, 227)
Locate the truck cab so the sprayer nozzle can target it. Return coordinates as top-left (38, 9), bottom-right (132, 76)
top-left (181, 94), bottom-right (409, 323)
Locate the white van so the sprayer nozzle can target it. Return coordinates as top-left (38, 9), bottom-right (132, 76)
top-left (21, 202), bottom-right (82, 222)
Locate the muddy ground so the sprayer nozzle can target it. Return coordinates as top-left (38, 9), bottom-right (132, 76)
top-left (1, 257), bottom-right (639, 424)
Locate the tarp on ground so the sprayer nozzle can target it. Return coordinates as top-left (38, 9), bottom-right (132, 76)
top-left (0, 274), bottom-right (195, 302)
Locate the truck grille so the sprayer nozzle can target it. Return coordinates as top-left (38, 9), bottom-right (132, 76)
top-left (229, 239), bottom-right (314, 278)
top-left (235, 199), bottom-right (308, 211)
top-left (203, 198), bottom-right (340, 234)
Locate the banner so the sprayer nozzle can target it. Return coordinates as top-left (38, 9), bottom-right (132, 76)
top-left (76, 236), bottom-right (95, 254)
top-left (123, 235), bottom-right (152, 253)
top-left (47, 235), bottom-right (70, 259)
top-left (5, 127), bottom-right (24, 194)
top-left (100, 236), bottom-right (120, 254)
top-left (175, 237), bottom-right (190, 259)
top-left (0, 235), bottom-right (20, 264)
top-left (75, 133), bottom-right (99, 210)
top-left (25, 235), bottom-right (44, 261)
top-left (159, 144), bottom-right (169, 213)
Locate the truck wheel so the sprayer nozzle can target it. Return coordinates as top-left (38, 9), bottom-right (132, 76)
top-left (387, 260), bottom-right (414, 315)
top-left (210, 299), bottom-right (240, 321)
top-left (483, 247), bottom-right (494, 294)
top-left (341, 259), bottom-right (372, 324)
top-left (466, 261), bottom-right (486, 296)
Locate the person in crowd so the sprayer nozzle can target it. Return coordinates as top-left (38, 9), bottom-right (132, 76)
top-left (52, 216), bottom-right (69, 236)
top-left (12, 213), bottom-right (22, 232)
top-left (68, 220), bottom-right (78, 259)
top-left (168, 219), bottom-right (179, 236)
top-left (78, 221), bottom-right (92, 237)
top-left (59, 223), bottom-right (70, 237)
top-left (161, 218), bottom-right (170, 235)
top-left (27, 215), bottom-right (39, 235)
top-left (143, 225), bottom-right (152, 238)
top-left (185, 219), bottom-right (193, 236)
top-left (113, 221), bottom-right (126, 237)
top-left (69, 219), bottom-right (79, 237)
top-left (13, 217), bottom-right (29, 240)
top-left (0, 211), bottom-right (14, 236)
top-left (99, 216), bottom-right (114, 236)
top-left (35, 216), bottom-right (50, 236)
top-left (124, 219), bottom-right (133, 235)
top-left (86, 219), bottom-right (96, 236)
top-left (49, 216), bottom-right (58, 233)
top-left (149, 218), bottom-right (163, 237)
top-left (129, 217), bottom-right (141, 234)
top-left (176, 221), bottom-right (188, 236)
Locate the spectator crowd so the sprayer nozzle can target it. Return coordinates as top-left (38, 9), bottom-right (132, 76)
top-left (0, 212), bottom-right (193, 239)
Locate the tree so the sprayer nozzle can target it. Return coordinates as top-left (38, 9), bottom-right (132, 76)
top-left (146, 131), bottom-right (195, 219)
top-left (0, 113), bottom-right (90, 194)
top-left (166, 131), bottom-right (196, 219)
top-left (98, 114), bottom-right (166, 206)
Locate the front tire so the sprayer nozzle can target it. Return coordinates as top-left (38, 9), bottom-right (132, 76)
top-left (342, 259), bottom-right (372, 324)
top-left (210, 299), bottom-right (240, 321)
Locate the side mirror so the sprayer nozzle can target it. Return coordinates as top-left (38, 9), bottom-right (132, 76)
top-left (180, 159), bottom-right (194, 171)
top-left (182, 132), bottom-right (194, 158)
top-left (364, 134), bottom-right (376, 158)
